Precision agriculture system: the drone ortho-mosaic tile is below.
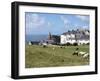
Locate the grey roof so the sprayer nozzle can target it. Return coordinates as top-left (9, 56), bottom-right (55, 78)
top-left (62, 29), bottom-right (89, 40)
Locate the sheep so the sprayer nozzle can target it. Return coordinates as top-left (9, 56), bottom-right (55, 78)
top-left (72, 51), bottom-right (79, 56)
top-left (72, 48), bottom-right (79, 56)
top-left (83, 53), bottom-right (89, 59)
top-left (78, 51), bottom-right (86, 56)
top-left (52, 47), bottom-right (55, 50)
top-left (42, 43), bottom-right (47, 48)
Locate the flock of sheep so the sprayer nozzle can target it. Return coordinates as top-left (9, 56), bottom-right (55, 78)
top-left (43, 44), bottom-right (89, 59)
top-left (51, 46), bottom-right (89, 59)
top-left (29, 42), bottom-right (89, 59)
top-left (42, 44), bottom-right (89, 59)
top-left (72, 49), bottom-right (89, 59)
top-left (79, 52), bottom-right (89, 58)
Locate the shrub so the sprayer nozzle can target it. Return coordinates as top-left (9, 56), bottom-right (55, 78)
top-left (86, 43), bottom-right (90, 45)
top-left (60, 44), bottom-right (66, 46)
top-left (43, 45), bottom-right (47, 48)
top-left (73, 43), bottom-right (78, 46)
top-left (66, 42), bottom-right (71, 46)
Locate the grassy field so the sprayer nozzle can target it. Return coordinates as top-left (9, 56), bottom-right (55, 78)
top-left (25, 45), bottom-right (89, 68)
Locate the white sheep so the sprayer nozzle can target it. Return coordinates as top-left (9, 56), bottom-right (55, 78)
top-left (52, 47), bottom-right (55, 50)
top-left (83, 53), bottom-right (89, 58)
top-left (78, 51), bottom-right (86, 56)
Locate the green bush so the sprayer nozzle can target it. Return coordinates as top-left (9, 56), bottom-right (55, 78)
top-left (86, 43), bottom-right (90, 45)
top-left (66, 42), bottom-right (71, 46)
top-left (73, 43), bottom-right (78, 46)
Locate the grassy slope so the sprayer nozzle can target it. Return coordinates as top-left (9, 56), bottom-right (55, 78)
top-left (25, 45), bottom-right (89, 68)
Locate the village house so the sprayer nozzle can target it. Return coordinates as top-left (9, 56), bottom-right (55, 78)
top-left (39, 32), bottom-right (60, 45)
top-left (60, 29), bottom-right (90, 45)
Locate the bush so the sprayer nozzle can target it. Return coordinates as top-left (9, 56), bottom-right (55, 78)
top-left (73, 43), bottom-right (78, 46)
top-left (66, 42), bottom-right (71, 46)
top-left (60, 42), bottom-right (71, 46)
top-left (43, 45), bottom-right (47, 48)
top-left (86, 43), bottom-right (90, 45)
top-left (60, 44), bottom-right (66, 46)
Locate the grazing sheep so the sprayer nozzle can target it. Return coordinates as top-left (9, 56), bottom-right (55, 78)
top-left (72, 51), bottom-right (79, 56)
top-left (42, 43), bottom-right (47, 48)
top-left (52, 47), bottom-right (55, 50)
top-left (78, 51), bottom-right (86, 56)
top-left (83, 53), bottom-right (89, 58)
top-left (72, 48), bottom-right (79, 56)
top-left (42, 43), bottom-right (47, 46)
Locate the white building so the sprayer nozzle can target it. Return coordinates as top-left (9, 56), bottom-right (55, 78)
top-left (60, 34), bottom-right (76, 44)
top-left (60, 29), bottom-right (90, 45)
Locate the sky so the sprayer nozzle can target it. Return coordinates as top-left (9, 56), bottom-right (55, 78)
top-left (25, 12), bottom-right (89, 35)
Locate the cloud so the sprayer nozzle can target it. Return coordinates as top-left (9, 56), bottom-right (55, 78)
top-left (82, 25), bottom-right (89, 29)
top-left (73, 24), bottom-right (80, 29)
top-left (73, 24), bottom-right (89, 29)
top-left (47, 22), bottom-right (51, 27)
top-left (25, 13), bottom-right (47, 35)
top-left (26, 13), bottom-right (46, 28)
top-left (76, 15), bottom-right (89, 22)
top-left (26, 13), bottom-right (53, 35)
top-left (60, 16), bottom-right (70, 29)
top-left (60, 16), bottom-right (69, 25)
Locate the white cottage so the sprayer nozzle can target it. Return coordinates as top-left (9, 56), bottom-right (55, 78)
top-left (60, 29), bottom-right (90, 45)
top-left (60, 34), bottom-right (76, 44)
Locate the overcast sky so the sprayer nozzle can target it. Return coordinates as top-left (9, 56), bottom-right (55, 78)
top-left (25, 12), bottom-right (89, 35)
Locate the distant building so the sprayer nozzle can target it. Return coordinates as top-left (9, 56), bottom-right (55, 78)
top-left (52, 35), bottom-right (60, 44)
top-left (60, 29), bottom-right (90, 45)
top-left (48, 32), bottom-right (52, 40)
top-left (40, 32), bottom-right (60, 45)
top-left (28, 41), bottom-right (40, 45)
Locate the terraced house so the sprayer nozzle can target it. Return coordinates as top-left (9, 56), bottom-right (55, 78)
top-left (60, 29), bottom-right (90, 45)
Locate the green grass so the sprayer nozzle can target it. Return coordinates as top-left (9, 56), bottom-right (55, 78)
top-left (25, 45), bottom-right (89, 68)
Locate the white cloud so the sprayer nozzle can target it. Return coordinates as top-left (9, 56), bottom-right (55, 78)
top-left (60, 16), bottom-right (69, 25)
top-left (82, 25), bottom-right (89, 29)
top-left (60, 16), bottom-right (70, 29)
top-left (74, 24), bottom-right (80, 29)
top-left (26, 13), bottom-right (47, 35)
top-left (26, 13), bottom-right (46, 28)
top-left (73, 24), bottom-right (89, 29)
top-left (47, 22), bottom-right (51, 27)
top-left (76, 15), bottom-right (89, 22)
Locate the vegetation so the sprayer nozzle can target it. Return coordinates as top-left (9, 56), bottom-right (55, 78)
top-left (25, 45), bottom-right (89, 68)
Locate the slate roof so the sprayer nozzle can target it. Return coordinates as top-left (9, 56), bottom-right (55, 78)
top-left (62, 29), bottom-right (89, 40)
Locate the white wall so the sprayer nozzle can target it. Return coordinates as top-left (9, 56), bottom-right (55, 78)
top-left (60, 34), bottom-right (76, 44)
top-left (60, 35), bottom-right (67, 44)
top-left (0, 0), bottom-right (99, 81)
